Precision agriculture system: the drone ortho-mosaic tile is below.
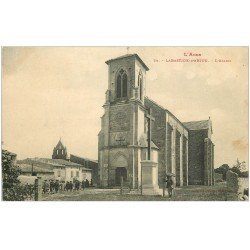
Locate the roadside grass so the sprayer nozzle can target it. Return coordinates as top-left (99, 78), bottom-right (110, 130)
top-left (42, 182), bottom-right (238, 201)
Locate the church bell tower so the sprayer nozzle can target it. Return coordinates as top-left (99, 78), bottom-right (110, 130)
top-left (52, 139), bottom-right (68, 160)
top-left (98, 54), bottom-right (156, 189)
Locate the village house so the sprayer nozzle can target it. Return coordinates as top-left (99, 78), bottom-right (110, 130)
top-left (17, 163), bottom-right (54, 180)
top-left (17, 158), bottom-right (92, 182)
top-left (17, 139), bottom-right (95, 183)
top-left (70, 154), bottom-right (98, 185)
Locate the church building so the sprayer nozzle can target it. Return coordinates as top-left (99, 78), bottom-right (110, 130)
top-left (98, 54), bottom-right (214, 189)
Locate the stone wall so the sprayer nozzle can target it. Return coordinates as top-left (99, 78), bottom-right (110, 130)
top-left (175, 131), bottom-right (181, 186)
top-left (166, 123), bottom-right (173, 174)
top-left (188, 130), bottom-right (208, 185)
top-left (204, 138), bottom-right (214, 185)
top-left (182, 137), bottom-right (188, 185)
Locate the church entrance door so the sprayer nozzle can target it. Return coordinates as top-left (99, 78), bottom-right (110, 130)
top-left (115, 167), bottom-right (127, 186)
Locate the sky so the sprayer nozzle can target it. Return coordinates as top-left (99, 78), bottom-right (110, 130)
top-left (2, 47), bottom-right (248, 168)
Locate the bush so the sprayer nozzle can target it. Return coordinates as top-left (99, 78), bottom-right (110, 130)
top-left (239, 171), bottom-right (249, 178)
top-left (215, 164), bottom-right (230, 180)
top-left (2, 150), bottom-right (35, 201)
top-left (3, 183), bottom-right (35, 201)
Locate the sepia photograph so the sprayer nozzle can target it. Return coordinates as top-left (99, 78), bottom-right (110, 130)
top-left (2, 46), bottom-right (249, 201)
top-left (1, 2), bottom-right (250, 250)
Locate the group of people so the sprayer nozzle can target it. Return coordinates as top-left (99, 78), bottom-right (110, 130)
top-left (42, 179), bottom-right (93, 194)
top-left (42, 177), bottom-right (174, 196)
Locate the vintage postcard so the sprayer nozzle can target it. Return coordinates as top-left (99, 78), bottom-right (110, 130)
top-left (2, 46), bottom-right (249, 201)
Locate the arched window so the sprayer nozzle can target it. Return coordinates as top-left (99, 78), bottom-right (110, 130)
top-left (138, 71), bottom-right (143, 100)
top-left (116, 69), bottom-right (128, 98)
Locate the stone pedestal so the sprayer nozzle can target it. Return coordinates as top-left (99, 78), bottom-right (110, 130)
top-left (141, 160), bottom-right (161, 195)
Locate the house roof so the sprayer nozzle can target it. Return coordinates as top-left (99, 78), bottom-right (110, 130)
top-left (38, 158), bottom-right (82, 167)
top-left (183, 120), bottom-right (210, 131)
top-left (18, 164), bottom-right (54, 174)
top-left (105, 54), bottom-right (149, 71)
top-left (18, 158), bottom-right (92, 171)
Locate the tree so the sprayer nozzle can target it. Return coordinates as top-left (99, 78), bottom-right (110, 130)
top-left (214, 164), bottom-right (230, 180)
top-left (2, 150), bottom-right (21, 187)
top-left (2, 150), bottom-right (26, 201)
top-left (230, 159), bottom-right (249, 178)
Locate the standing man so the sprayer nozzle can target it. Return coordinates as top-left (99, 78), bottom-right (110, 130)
top-left (166, 174), bottom-right (175, 198)
top-left (55, 180), bottom-right (59, 193)
top-left (69, 181), bottom-right (73, 192)
top-left (42, 180), bottom-right (47, 194)
top-left (81, 179), bottom-right (85, 190)
top-left (50, 180), bottom-right (54, 193)
top-left (66, 181), bottom-right (70, 192)
top-left (85, 179), bottom-right (89, 188)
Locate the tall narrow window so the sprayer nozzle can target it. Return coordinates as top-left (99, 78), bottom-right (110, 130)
top-left (122, 73), bottom-right (127, 97)
top-left (138, 71), bottom-right (143, 100)
top-left (116, 69), bottom-right (128, 98)
top-left (117, 74), bottom-right (122, 98)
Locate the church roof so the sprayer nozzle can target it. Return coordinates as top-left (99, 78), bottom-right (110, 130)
top-left (183, 120), bottom-right (210, 131)
top-left (144, 97), bottom-right (189, 131)
top-left (144, 97), bottom-right (213, 133)
top-left (55, 139), bottom-right (66, 149)
top-left (70, 154), bottom-right (98, 163)
top-left (105, 54), bottom-right (149, 71)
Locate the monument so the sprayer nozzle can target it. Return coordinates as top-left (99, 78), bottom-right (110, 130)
top-left (141, 108), bottom-right (161, 195)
